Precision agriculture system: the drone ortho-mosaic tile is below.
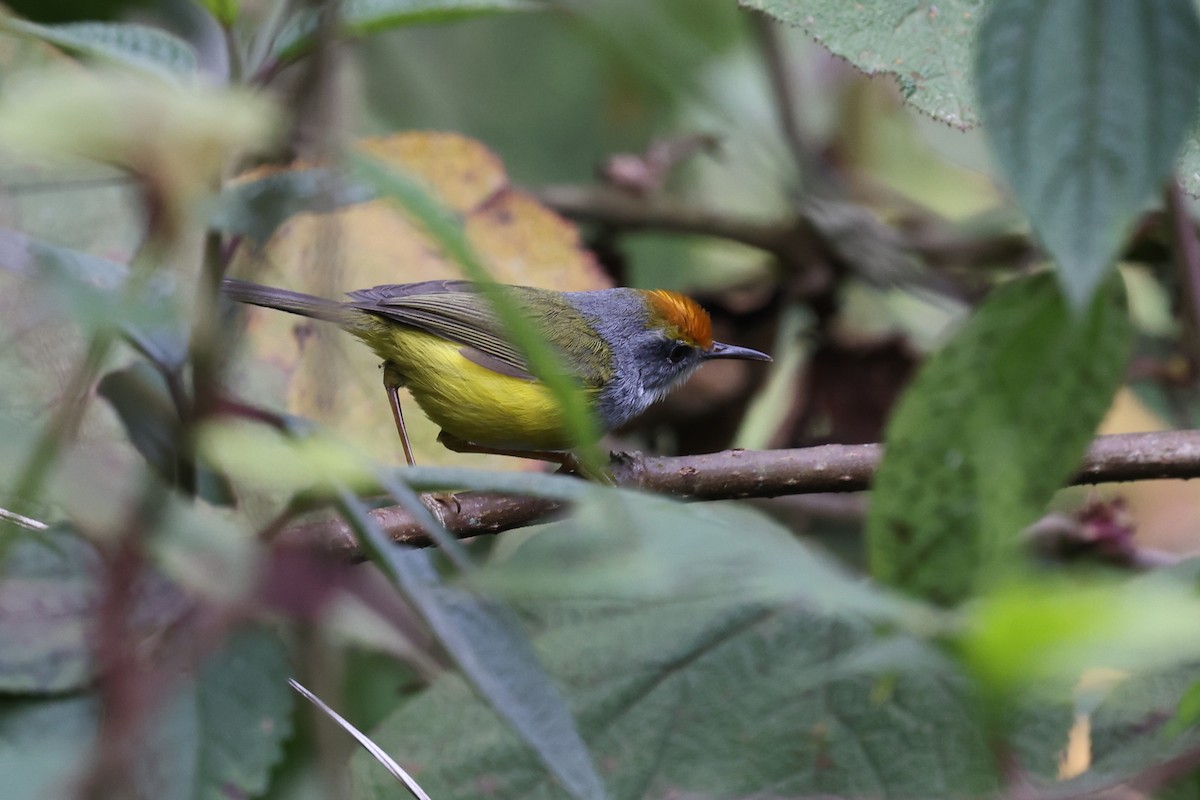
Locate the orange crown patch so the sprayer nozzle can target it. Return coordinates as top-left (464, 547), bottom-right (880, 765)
top-left (643, 290), bottom-right (713, 349)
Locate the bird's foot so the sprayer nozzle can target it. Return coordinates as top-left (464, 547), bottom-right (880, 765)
top-left (422, 491), bottom-right (462, 517)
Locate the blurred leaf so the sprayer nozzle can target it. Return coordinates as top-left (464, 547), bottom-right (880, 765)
top-left (149, 495), bottom-right (260, 603)
top-left (0, 18), bottom-right (199, 82)
top-left (1174, 125), bottom-right (1200, 197)
top-left (339, 491), bottom-right (608, 800)
top-left (198, 0), bottom-right (238, 26)
top-left (376, 464), bottom-right (590, 499)
top-left (1053, 666), bottom-right (1200, 796)
top-left (351, 598), bottom-right (996, 800)
top-left (867, 274), bottom-right (1131, 605)
top-left (740, 0), bottom-right (981, 127)
top-left (961, 576), bottom-right (1200, 696)
top-left (0, 67), bottom-right (278, 210)
top-left (474, 488), bottom-right (940, 632)
top-left (0, 227), bottom-right (183, 355)
top-left (976, 0), bottom-right (1200, 307)
top-left (197, 420), bottom-right (376, 492)
top-left (0, 694), bottom-right (96, 799)
top-left (1168, 679), bottom-right (1200, 736)
top-left (186, 628), bottom-right (294, 800)
top-left (98, 363), bottom-right (234, 505)
top-left (0, 627), bottom-right (292, 799)
top-left (211, 168), bottom-right (370, 248)
top-left (274, 0), bottom-right (543, 61)
top-left (0, 526), bottom-right (190, 693)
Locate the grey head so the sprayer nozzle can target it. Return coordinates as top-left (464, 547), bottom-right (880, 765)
top-left (564, 288), bottom-right (771, 431)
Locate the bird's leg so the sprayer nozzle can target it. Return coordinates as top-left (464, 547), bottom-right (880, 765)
top-left (382, 363), bottom-right (417, 467)
top-left (382, 364), bottom-right (460, 513)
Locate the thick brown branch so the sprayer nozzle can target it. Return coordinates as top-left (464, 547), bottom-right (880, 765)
top-left (276, 430), bottom-right (1200, 559)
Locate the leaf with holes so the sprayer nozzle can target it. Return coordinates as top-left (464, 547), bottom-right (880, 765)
top-left (976, 0), bottom-right (1200, 307)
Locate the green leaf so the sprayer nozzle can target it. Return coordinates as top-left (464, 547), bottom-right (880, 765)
top-left (273, 0), bottom-right (543, 61)
top-left (351, 599), bottom-right (996, 800)
top-left (0, 627), bottom-right (292, 799)
top-left (739, 0), bottom-right (982, 127)
top-left (961, 576), bottom-right (1200, 696)
top-left (867, 274), bottom-right (1131, 605)
top-left (210, 168), bottom-right (370, 248)
top-left (188, 628), bottom-right (294, 800)
top-left (975, 0), bottom-right (1200, 307)
top-left (1167, 678), bottom-right (1200, 737)
top-left (98, 364), bottom-right (235, 505)
top-left (0, 694), bottom-right (97, 799)
top-left (338, 491), bottom-right (608, 800)
top-left (473, 487), bottom-right (938, 632)
top-left (0, 229), bottom-right (181, 337)
top-left (0, 527), bottom-right (190, 693)
top-left (198, 0), bottom-right (239, 26)
top-left (0, 18), bottom-right (199, 83)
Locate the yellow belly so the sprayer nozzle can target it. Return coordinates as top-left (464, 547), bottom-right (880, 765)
top-left (365, 326), bottom-right (580, 450)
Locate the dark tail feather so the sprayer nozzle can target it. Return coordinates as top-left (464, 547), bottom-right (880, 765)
top-left (221, 278), bottom-right (347, 324)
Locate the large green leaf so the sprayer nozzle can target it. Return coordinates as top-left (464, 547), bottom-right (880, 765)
top-left (351, 597), bottom-right (995, 800)
top-left (273, 0), bottom-right (543, 61)
top-left (740, 0), bottom-right (984, 127)
top-left (0, 18), bottom-right (199, 82)
top-left (867, 274), bottom-right (1131, 605)
top-left (976, 0), bottom-right (1200, 307)
top-left (473, 487), bottom-right (931, 629)
top-left (188, 628), bottom-right (294, 800)
top-left (348, 490), bottom-right (976, 800)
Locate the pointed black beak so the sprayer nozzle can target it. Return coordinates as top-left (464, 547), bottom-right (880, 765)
top-left (704, 341), bottom-right (772, 362)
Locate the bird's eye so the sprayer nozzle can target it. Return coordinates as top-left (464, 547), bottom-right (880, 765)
top-left (668, 343), bottom-right (691, 364)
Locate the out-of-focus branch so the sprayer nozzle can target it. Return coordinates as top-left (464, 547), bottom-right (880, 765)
top-left (751, 12), bottom-right (817, 180)
top-left (277, 430), bottom-right (1200, 559)
top-left (536, 184), bottom-right (1034, 274)
top-left (1167, 179), bottom-right (1200, 368)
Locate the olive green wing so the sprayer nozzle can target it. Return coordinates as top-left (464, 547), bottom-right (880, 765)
top-left (346, 281), bottom-right (535, 380)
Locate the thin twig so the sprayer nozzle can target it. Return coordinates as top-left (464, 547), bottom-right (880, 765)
top-left (276, 430), bottom-right (1200, 558)
top-left (0, 505), bottom-right (49, 530)
top-left (289, 677), bottom-right (432, 800)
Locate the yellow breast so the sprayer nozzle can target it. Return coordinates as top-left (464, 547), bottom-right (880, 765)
top-left (367, 326), bottom-right (580, 451)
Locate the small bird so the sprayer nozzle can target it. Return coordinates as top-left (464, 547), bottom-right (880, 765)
top-left (222, 278), bottom-right (771, 463)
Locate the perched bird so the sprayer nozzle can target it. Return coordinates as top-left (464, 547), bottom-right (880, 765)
top-left (222, 278), bottom-right (771, 463)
